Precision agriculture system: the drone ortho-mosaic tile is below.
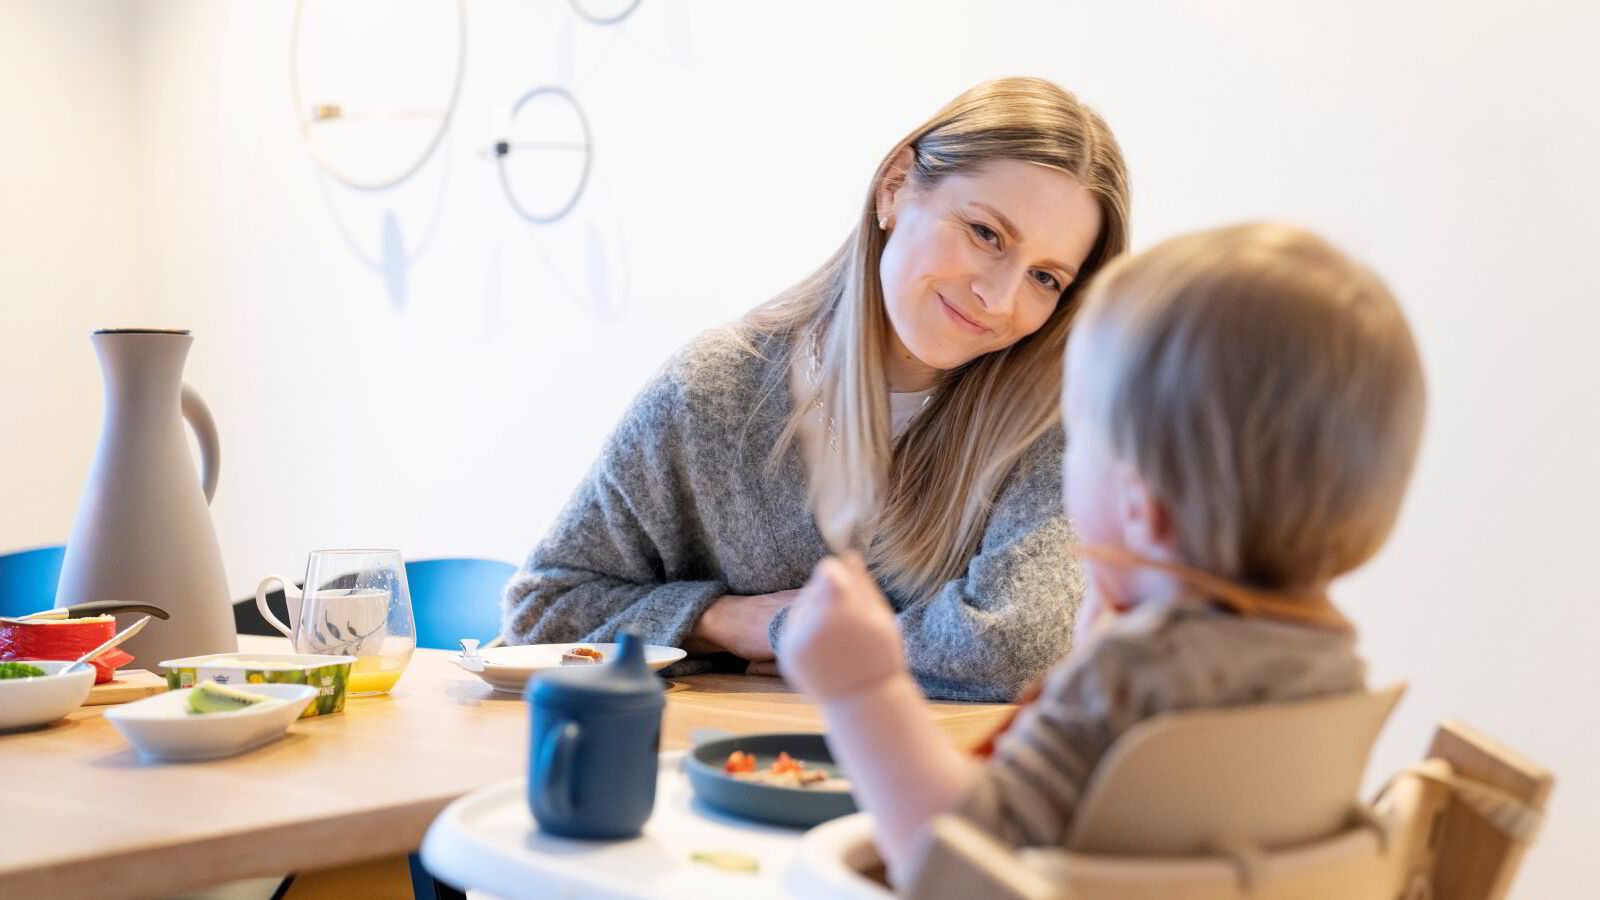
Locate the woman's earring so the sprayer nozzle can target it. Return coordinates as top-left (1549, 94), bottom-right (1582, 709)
top-left (878, 216), bottom-right (889, 231)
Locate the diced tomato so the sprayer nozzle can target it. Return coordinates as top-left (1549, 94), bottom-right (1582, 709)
top-left (771, 752), bottom-right (804, 775)
top-left (724, 750), bottom-right (757, 774)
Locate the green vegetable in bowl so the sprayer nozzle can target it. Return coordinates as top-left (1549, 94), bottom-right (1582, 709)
top-left (0, 661), bottom-right (48, 679)
top-left (187, 680), bottom-right (269, 714)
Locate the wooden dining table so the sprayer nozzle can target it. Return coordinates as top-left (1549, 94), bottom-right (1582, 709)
top-left (0, 635), bottom-right (1014, 899)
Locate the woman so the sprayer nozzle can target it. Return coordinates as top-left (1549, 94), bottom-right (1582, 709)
top-left (504, 77), bottom-right (1131, 701)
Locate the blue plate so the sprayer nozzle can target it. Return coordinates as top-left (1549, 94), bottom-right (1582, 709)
top-left (684, 732), bottom-right (857, 828)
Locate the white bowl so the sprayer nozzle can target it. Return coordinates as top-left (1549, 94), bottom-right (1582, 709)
top-left (451, 643), bottom-right (688, 694)
top-left (105, 683), bottom-right (318, 762)
top-left (0, 660), bottom-right (96, 731)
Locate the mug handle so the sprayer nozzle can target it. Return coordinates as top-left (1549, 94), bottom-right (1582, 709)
top-left (537, 720), bottom-right (582, 821)
top-left (255, 575), bottom-right (301, 640)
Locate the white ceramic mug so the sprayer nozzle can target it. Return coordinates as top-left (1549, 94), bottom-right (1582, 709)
top-left (256, 578), bottom-right (390, 656)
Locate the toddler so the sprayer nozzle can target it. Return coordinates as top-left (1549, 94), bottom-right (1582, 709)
top-left (778, 222), bottom-right (1426, 880)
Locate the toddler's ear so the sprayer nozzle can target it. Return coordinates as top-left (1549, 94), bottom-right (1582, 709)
top-left (1114, 461), bottom-right (1175, 559)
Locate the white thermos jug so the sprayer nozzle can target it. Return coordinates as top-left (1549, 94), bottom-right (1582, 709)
top-left (56, 329), bottom-right (237, 671)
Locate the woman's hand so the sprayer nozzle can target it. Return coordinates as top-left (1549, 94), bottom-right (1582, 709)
top-left (778, 554), bottom-right (907, 701)
top-left (687, 590), bottom-right (798, 661)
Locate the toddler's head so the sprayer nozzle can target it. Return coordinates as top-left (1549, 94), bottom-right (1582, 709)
top-left (1063, 223), bottom-right (1425, 604)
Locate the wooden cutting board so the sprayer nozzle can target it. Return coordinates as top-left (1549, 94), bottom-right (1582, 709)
top-left (84, 669), bottom-right (168, 706)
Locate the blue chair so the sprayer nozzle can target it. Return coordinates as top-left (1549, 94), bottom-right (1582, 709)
top-left (6, 546), bottom-right (512, 651)
top-left (405, 557), bottom-right (517, 650)
top-left (236, 557), bottom-right (516, 649)
top-left (0, 545), bottom-right (66, 618)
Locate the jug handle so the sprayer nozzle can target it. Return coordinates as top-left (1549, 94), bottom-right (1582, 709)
top-left (537, 720), bottom-right (582, 820)
top-left (180, 384), bottom-right (220, 503)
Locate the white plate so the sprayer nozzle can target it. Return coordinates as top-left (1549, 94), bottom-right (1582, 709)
top-left (0, 660), bottom-right (96, 731)
top-left (452, 643), bottom-right (688, 695)
top-left (105, 683), bottom-right (317, 762)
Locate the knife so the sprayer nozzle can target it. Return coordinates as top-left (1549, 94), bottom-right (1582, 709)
top-left (0, 600), bottom-right (170, 624)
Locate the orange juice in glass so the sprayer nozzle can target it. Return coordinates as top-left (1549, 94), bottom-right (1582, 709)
top-left (347, 641), bottom-right (414, 695)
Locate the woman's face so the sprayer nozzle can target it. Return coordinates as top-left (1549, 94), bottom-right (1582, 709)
top-left (878, 157), bottom-right (1103, 382)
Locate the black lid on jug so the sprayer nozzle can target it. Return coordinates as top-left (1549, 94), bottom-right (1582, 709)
top-left (524, 629), bottom-right (666, 713)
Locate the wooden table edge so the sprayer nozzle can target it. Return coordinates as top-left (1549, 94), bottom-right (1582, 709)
top-left (0, 636), bottom-right (1015, 899)
top-left (0, 793), bottom-right (459, 899)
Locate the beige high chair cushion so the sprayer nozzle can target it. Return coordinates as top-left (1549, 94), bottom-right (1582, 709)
top-left (894, 697), bottom-right (1553, 900)
top-left (1064, 683), bottom-right (1405, 856)
top-left (910, 812), bottom-right (1396, 900)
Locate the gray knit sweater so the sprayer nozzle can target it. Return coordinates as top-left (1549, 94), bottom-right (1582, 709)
top-left (502, 327), bottom-right (1083, 701)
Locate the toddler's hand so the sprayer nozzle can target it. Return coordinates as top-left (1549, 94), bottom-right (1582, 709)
top-left (778, 554), bottom-right (907, 701)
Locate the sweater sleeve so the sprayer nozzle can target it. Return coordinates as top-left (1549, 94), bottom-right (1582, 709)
top-left (770, 429), bottom-right (1082, 702)
top-left (501, 362), bottom-right (728, 657)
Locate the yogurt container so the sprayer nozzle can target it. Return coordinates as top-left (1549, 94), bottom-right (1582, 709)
top-left (160, 652), bottom-right (356, 718)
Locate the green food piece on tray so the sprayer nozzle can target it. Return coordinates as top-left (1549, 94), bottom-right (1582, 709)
top-left (0, 661), bottom-right (48, 679)
top-left (690, 850), bottom-right (760, 873)
top-left (187, 680), bottom-right (269, 714)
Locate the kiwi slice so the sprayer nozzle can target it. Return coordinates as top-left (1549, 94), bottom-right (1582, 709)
top-left (187, 680), bottom-right (269, 714)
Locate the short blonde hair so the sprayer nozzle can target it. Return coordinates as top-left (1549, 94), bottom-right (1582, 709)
top-left (1067, 223), bottom-right (1425, 589)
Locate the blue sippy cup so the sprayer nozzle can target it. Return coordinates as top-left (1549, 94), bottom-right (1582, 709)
top-left (525, 630), bottom-right (665, 838)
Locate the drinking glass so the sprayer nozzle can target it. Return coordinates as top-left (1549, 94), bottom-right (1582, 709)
top-left (256, 549), bottom-right (416, 696)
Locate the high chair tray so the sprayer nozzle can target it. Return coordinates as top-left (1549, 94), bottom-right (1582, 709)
top-left (422, 750), bottom-right (868, 899)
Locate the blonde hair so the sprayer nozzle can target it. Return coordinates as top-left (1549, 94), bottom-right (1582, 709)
top-left (1068, 223), bottom-right (1426, 590)
top-left (743, 77), bottom-right (1131, 599)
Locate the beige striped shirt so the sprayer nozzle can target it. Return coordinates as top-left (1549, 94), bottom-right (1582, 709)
top-left (954, 594), bottom-right (1365, 848)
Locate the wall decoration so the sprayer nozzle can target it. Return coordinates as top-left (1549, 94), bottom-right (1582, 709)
top-left (483, 86), bottom-right (594, 225)
top-left (568, 0), bottom-right (644, 27)
top-left (289, 0), bottom-right (685, 321)
top-left (290, 0), bottom-right (467, 191)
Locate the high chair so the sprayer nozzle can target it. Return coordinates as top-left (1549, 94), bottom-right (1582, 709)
top-left (792, 684), bottom-right (1553, 900)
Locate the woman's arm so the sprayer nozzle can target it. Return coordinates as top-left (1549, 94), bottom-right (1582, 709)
top-left (503, 365), bottom-right (787, 656)
top-left (772, 430), bottom-right (1081, 701)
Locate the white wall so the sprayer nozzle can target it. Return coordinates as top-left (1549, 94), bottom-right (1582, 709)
top-left (6, 1), bottom-right (1598, 893)
top-left (0, 0), bottom-right (143, 551)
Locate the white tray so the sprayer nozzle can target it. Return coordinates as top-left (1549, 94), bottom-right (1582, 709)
top-left (422, 751), bottom-right (860, 899)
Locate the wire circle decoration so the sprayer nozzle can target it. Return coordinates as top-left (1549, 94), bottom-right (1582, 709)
top-left (484, 86), bottom-right (594, 224)
top-left (289, 0), bottom-right (467, 191)
top-left (568, 0), bottom-right (643, 26)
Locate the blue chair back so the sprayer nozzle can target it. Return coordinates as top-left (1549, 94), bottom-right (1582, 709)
top-left (0, 545), bottom-right (67, 618)
top-left (406, 557), bottom-right (517, 650)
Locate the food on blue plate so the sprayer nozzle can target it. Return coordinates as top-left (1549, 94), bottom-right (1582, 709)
top-left (187, 680), bottom-right (270, 714)
top-left (561, 646), bottom-right (605, 665)
top-left (724, 750), bottom-right (851, 790)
